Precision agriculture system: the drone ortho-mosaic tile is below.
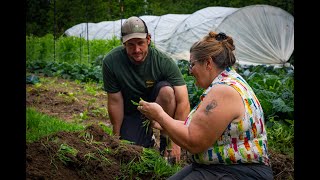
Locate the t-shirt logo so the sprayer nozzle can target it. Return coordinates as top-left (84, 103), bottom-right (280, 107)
top-left (146, 80), bottom-right (154, 88)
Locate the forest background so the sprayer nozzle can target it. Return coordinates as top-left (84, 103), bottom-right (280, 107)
top-left (26, 0), bottom-right (294, 37)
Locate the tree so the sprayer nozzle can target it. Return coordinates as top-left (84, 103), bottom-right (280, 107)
top-left (26, 0), bottom-right (294, 37)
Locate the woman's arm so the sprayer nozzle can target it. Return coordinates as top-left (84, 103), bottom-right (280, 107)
top-left (139, 84), bottom-right (244, 154)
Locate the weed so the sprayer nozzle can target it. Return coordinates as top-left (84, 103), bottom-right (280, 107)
top-left (79, 110), bottom-right (89, 120)
top-left (78, 131), bottom-right (94, 144)
top-left (84, 152), bottom-right (97, 164)
top-left (93, 146), bottom-right (114, 165)
top-left (58, 91), bottom-right (79, 103)
top-left (57, 143), bottom-right (78, 165)
top-left (91, 107), bottom-right (108, 117)
top-left (84, 83), bottom-right (98, 96)
top-left (99, 122), bottom-right (113, 136)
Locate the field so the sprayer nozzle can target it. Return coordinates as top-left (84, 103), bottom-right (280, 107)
top-left (26, 74), bottom-right (294, 179)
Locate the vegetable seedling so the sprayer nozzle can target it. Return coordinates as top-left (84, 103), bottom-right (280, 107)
top-left (130, 97), bottom-right (144, 106)
top-left (131, 98), bottom-right (150, 134)
top-left (142, 119), bottom-right (151, 134)
top-left (131, 100), bottom-right (139, 106)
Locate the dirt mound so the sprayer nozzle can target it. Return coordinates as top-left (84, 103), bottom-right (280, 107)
top-left (26, 123), bottom-right (145, 180)
top-left (269, 149), bottom-right (294, 179)
top-left (26, 123), bottom-right (294, 180)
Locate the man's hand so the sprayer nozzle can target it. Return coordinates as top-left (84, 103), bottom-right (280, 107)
top-left (112, 127), bottom-right (120, 136)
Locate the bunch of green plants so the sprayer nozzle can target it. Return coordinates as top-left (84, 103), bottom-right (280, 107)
top-left (27, 57), bottom-right (294, 123)
top-left (26, 34), bottom-right (55, 62)
top-left (236, 64), bottom-right (294, 121)
top-left (121, 148), bottom-right (181, 179)
top-left (266, 117), bottom-right (294, 158)
top-left (57, 143), bottom-right (79, 165)
top-left (26, 34), bottom-right (121, 66)
top-left (26, 60), bottom-right (103, 83)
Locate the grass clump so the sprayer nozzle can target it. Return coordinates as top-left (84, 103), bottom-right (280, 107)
top-left (121, 148), bottom-right (181, 179)
top-left (26, 107), bottom-right (85, 142)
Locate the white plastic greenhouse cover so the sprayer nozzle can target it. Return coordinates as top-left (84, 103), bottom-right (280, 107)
top-left (215, 5), bottom-right (294, 66)
top-left (64, 5), bottom-right (294, 66)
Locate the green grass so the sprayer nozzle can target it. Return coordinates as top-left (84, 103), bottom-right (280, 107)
top-left (26, 107), bottom-right (85, 142)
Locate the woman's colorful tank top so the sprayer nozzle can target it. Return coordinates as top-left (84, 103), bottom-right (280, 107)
top-left (184, 67), bottom-right (270, 166)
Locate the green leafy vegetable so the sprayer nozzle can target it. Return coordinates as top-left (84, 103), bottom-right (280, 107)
top-left (142, 119), bottom-right (151, 134)
top-left (131, 97), bottom-right (144, 106)
top-left (131, 100), bottom-right (139, 106)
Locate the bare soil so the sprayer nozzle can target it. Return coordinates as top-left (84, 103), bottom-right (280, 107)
top-left (26, 74), bottom-right (294, 180)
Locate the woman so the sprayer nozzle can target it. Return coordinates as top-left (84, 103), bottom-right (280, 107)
top-left (137, 31), bottom-right (273, 179)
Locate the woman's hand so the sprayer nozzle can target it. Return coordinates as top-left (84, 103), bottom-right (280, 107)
top-left (137, 100), bottom-right (165, 123)
top-left (150, 120), bottom-right (163, 131)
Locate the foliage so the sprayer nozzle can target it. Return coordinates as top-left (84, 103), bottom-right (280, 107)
top-left (26, 35), bottom-right (121, 66)
top-left (57, 143), bottom-right (79, 165)
top-left (98, 122), bottom-right (113, 136)
top-left (26, 34), bottom-right (55, 62)
top-left (26, 0), bottom-right (294, 37)
top-left (26, 44), bottom-right (294, 123)
top-left (26, 60), bottom-right (103, 83)
top-left (266, 118), bottom-right (294, 158)
top-left (236, 64), bottom-right (294, 122)
top-left (176, 60), bottom-right (294, 123)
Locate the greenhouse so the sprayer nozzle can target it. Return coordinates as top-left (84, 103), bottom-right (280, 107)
top-left (65, 4), bottom-right (294, 66)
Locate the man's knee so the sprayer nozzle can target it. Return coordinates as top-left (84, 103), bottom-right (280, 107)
top-left (156, 86), bottom-right (175, 105)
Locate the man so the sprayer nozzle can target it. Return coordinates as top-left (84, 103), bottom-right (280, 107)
top-left (102, 16), bottom-right (190, 162)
